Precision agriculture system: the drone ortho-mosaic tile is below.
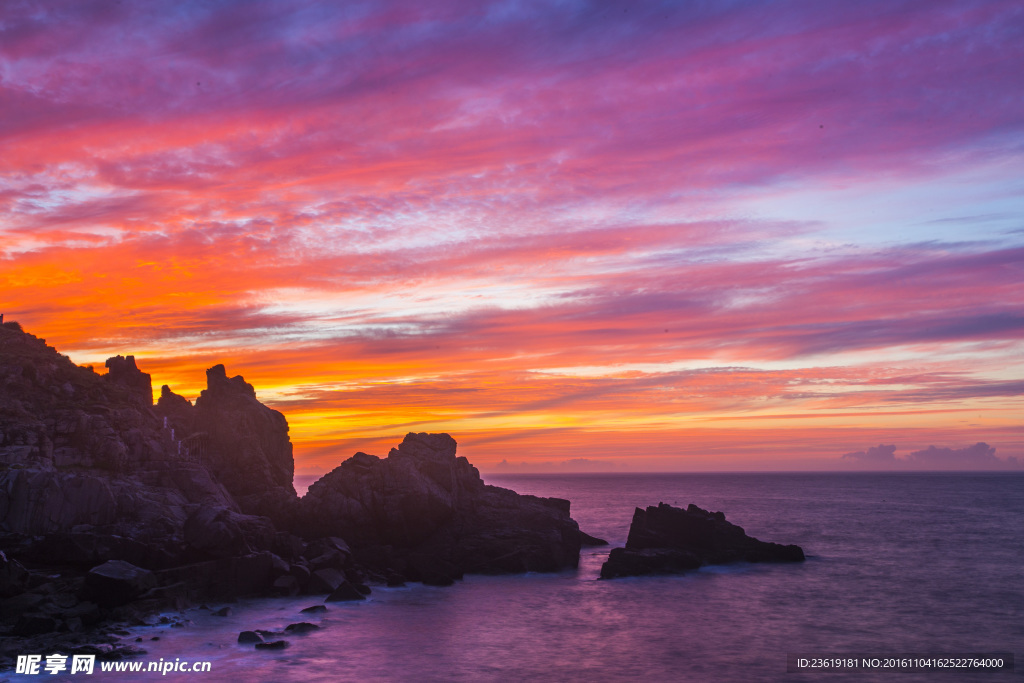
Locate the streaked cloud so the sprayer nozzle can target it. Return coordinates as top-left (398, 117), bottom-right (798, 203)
top-left (2, 0), bottom-right (1022, 472)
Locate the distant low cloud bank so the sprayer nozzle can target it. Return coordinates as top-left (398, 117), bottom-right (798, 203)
top-left (489, 458), bottom-right (623, 473)
top-left (842, 443), bottom-right (1020, 470)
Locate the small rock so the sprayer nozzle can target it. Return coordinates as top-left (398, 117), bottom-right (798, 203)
top-left (237, 631), bottom-right (264, 644)
top-left (284, 622), bottom-right (319, 634)
top-left (299, 605), bottom-right (327, 614)
top-left (255, 640), bottom-right (289, 650)
top-left (325, 581), bottom-right (366, 602)
top-left (212, 606), bottom-right (232, 617)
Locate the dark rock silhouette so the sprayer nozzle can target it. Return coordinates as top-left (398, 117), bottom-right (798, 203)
top-left (0, 326), bottom-right (239, 552)
top-left (299, 432), bottom-right (583, 577)
top-left (84, 560), bottom-right (157, 606)
top-left (103, 355), bottom-right (153, 408)
top-left (191, 364), bottom-right (296, 518)
top-left (325, 581), bottom-right (365, 602)
top-left (600, 503), bottom-right (805, 579)
top-left (0, 322), bottom-right (582, 667)
top-left (284, 622), bottom-right (320, 634)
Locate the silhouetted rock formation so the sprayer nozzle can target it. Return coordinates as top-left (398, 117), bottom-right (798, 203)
top-left (600, 503), bottom-right (805, 579)
top-left (0, 326), bottom-right (238, 549)
top-left (0, 322), bottom-right (589, 663)
top-left (190, 365), bottom-right (296, 517)
top-left (103, 355), bottom-right (153, 408)
top-left (299, 432), bottom-right (582, 579)
top-left (0, 324), bottom-right (304, 654)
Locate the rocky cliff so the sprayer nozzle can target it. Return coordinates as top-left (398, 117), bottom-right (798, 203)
top-left (156, 364), bottom-right (296, 519)
top-left (0, 326), bottom-right (251, 566)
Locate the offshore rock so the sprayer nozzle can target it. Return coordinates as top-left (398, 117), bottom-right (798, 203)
top-left (600, 503), bottom-right (805, 579)
top-left (299, 433), bottom-right (582, 577)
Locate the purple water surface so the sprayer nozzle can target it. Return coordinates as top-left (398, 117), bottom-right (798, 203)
top-left (18, 472), bottom-right (1020, 682)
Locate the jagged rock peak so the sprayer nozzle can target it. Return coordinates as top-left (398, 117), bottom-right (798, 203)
top-left (104, 354), bottom-right (140, 374)
top-left (190, 363), bottom-right (296, 515)
top-left (103, 355), bottom-right (152, 405)
top-left (204, 363), bottom-right (257, 398)
top-left (158, 384), bottom-right (192, 409)
top-left (389, 432), bottom-right (458, 462)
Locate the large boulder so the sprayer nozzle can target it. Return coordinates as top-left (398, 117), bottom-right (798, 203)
top-left (84, 560), bottom-right (157, 606)
top-left (600, 503), bottom-right (804, 578)
top-left (183, 507), bottom-right (277, 559)
top-left (299, 433), bottom-right (582, 577)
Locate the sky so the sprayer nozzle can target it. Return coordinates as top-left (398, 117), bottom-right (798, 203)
top-left (2, 0), bottom-right (1023, 474)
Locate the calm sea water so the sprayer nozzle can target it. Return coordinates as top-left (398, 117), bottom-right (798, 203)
top-left (12, 473), bottom-right (1023, 681)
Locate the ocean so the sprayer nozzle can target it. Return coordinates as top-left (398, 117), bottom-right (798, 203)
top-left (10, 473), bottom-right (1022, 681)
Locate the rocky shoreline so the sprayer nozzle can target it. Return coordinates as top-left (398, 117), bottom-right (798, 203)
top-left (0, 322), bottom-right (590, 669)
top-left (1, 320), bottom-right (804, 669)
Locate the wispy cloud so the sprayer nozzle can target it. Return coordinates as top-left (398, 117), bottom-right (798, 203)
top-left (3, 0), bottom-right (1023, 471)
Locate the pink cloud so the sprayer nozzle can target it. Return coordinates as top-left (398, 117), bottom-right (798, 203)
top-left (3, 0), bottom-right (1023, 470)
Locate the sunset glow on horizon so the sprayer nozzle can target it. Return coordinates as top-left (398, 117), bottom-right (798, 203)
top-left (3, 0), bottom-right (1023, 474)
